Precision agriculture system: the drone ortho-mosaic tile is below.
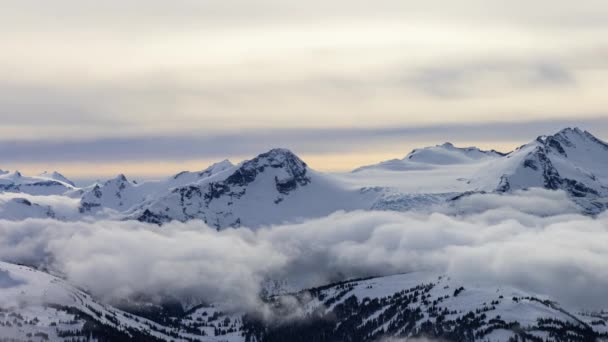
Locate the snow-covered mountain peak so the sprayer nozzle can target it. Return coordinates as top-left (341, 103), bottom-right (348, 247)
top-left (533, 127), bottom-right (608, 157)
top-left (133, 148), bottom-right (373, 228)
top-left (528, 127), bottom-right (608, 165)
top-left (466, 128), bottom-right (608, 211)
top-left (173, 159), bottom-right (234, 181)
top-left (102, 173), bottom-right (132, 188)
top-left (551, 126), bottom-right (586, 139)
top-left (111, 173), bottom-right (129, 183)
top-left (538, 126), bottom-right (582, 138)
top-left (100, 173), bottom-right (131, 190)
top-left (7, 170), bottom-right (22, 179)
top-left (80, 174), bottom-right (135, 212)
top-left (225, 148), bottom-right (310, 191)
top-left (38, 170), bottom-right (76, 187)
top-left (355, 142), bottom-right (504, 172)
top-left (0, 170), bottom-right (76, 196)
top-left (245, 148), bottom-right (306, 168)
top-left (199, 159), bottom-right (233, 175)
top-left (405, 143), bottom-right (504, 165)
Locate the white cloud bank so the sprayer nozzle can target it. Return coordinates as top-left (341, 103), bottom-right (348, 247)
top-left (0, 189), bottom-right (606, 312)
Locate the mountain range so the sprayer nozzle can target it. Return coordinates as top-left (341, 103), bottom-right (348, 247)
top-left (1, 127), bottom-right (607, 227)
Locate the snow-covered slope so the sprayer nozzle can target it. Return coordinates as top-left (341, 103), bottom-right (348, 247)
top-left (134, 149), bottom-right (378, 228)
top-left (248, 272), bottom-right (607, 341)
top-left (354, 143), bottom-right (504, 172)
top-left (0, 197), bottom-right (55, 220)
top-left (0, 261), bottom-right (224, 341)
top-left (344, 128), bottom-right (608, 213)
top-left (0, 170), bottom-right (76, 196)
top-left (470, 128), bottom-right (608, 212)
top-left (80, 148), bottom-right (466, 228)
top-left (79, 174), bottom-right (135, 212)
top-left (79, 160), bottom-right (235, 213)
top-left (497, 128), bottom-right (607, 193)
top-left (171, 159), bottom-right (234, 185)
top-left (38, 171), bottom-right (76, 187)
top-left (1, 261), bottom-right (606, 342)
top-left (342, 143), bottom-right (510, 196)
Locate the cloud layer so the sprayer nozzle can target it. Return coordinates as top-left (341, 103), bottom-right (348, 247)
top-left (0, 189), bottom-right (606, 313)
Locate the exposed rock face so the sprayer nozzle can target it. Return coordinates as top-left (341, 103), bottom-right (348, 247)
top-left (224, 148), bottom-right (310, 194)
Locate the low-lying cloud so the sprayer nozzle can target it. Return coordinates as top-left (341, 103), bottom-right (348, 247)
top-left (0, 189), bottom-right (606, 312)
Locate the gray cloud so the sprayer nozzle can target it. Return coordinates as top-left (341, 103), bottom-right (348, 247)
top-left (1, 1), bottom-right (607, 141)
top-left (0, 189), bottom-right (606, 312)
top-left (4, 0), bottom-right (608, 31)
top-left (0, 118), bottom-right (606, 165)
top-left (408, 61), bottom-right (576, 98)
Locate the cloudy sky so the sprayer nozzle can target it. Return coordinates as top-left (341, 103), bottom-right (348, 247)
top-left (2, 0), bottom-right (608, 179)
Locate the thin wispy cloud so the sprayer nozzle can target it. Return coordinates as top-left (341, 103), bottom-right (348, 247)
top-left (0, 118), bottom-right (606, 163)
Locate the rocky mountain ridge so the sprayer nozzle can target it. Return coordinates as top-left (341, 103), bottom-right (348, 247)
top-left (1, 127), bottom-right (608, 225)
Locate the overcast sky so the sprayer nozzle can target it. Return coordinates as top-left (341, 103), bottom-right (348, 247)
top-left (2, 1), bottom-right (608, 179)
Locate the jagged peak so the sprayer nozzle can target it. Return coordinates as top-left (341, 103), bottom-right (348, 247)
top-left (557, 127), bottom-right (584, 136)
top-left (538, 127), bottom-right (587, 142)
top-left (533, 127), bottom-right (608, 155)
top-left (261, 148), bottom-right (299, 158)
top-left (223, 148), bottom-right (310, 189)
top-left (557, 127), bottom-right (607, 145)
top-left (248, 148), bottom-right (307, 168)
top-left (52, 171), bottom-right (68, 178)
top-left (105, 174), bottom-right (129, 185)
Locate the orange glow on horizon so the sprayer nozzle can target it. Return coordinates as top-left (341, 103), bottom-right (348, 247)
top-left (4, 140), bottom-right (521, 180)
